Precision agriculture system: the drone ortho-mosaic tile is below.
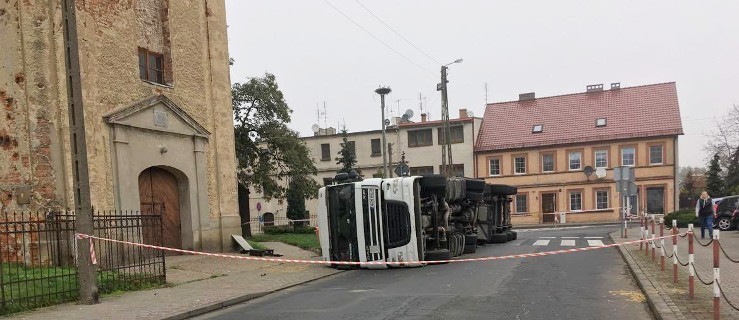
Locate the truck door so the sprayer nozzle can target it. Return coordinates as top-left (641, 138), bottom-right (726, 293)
top-left (327, 184), bottom-right (359, 262)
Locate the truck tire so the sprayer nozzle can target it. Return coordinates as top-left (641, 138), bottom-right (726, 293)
top-left (425, 249), bottom-right (452, 263)
top-left (463, 234), bottom-right (478, 254)
top-left (489, 233), bottom-right (508, 243)
top-left (486, 184), bottom-right (518, 196)
top-left (420, 174), bottom-right (447, 197)
top-left (510, 230), bottom-right (518, 240)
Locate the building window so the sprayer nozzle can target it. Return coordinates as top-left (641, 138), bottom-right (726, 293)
top-left (437, 126), bottom-right (464, 144)
top-left (649, 144), bottom-right (664, 165)
top-left (596, 190), bottom-right (609, 210)
top-left (621, 147), bottom-right (636, 166)
top-left (515, 194), bottom-right (528, 214)
top-left (568, 151), bottom-right (582, 171)
top-left (408, 129), bottom-right (433, 147)
top-left (489, 158), bottom-right (501, 176)
top-left (514, 156), bottom-right (526, 174)
top-left (595, 118), bottom-right (607, 127)
top-left (138, 48), bottom-right (164, 84)
top-left (371, 139), bottom-right (381, 157)
top-left (541, 153), bottom-right (555, 173)
top-left (321, 144), bottom-right (331, 161)
top-left (438, 164), bottom-right (464, 177)
top-left (569, 191), bottom-right (583, 211)
top-left (347, 141), bottom-right (356, 158)
top-left (595, 149), bottom-right (608, 168)
top-left (532, 124), bottom-right (543, 133)
top-left (646, 186), bottom-right (665, 214)
top-left (410, 166), bottom-right (434, 176)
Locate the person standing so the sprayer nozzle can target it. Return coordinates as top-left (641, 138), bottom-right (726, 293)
top-left (695, 191), bottom-right (715, 239)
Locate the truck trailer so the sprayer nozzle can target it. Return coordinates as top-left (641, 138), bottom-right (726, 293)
top-left (316, 174), bottom-right (517, 268)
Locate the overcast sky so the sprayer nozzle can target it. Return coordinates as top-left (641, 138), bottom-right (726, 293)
top-left (224, 0), bottom-right (738, 168)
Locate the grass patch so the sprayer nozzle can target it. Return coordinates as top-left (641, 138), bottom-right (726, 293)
top-left (1, 263), bottom-right (163, 315)
top-left (247, 240), bottom-right (268, 250)
top-left (248, 233), bottom-right (321, 253)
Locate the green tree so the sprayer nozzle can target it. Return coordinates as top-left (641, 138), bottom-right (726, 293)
top-left (232, 73), bottom-right (320, 201)
top-left (724, 147), bottom-right (739, 195)
top-left (335, 128), bottom-right (361, 176)
top-left (680, 168), bottom-right (698, 209)
top-left (286, 176), bottom-right (309, 227)
top-left (706, 153), bottom-right (725, 197)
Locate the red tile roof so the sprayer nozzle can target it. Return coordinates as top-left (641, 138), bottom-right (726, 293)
top-left (475, 82), bottom-right (684, 152)
top-left (397, 117), bottom-right (475, 128)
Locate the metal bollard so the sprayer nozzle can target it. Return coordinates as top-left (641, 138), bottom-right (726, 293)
top-left (651, 217), bottom-right (656, 261)
top-left (646, 217), bottom-right (651, 257)
top-left (688, 223), bottom-right (695, 300)
top-left (660, 218), bottom-right (665, 271)
top-left (673, 219), bottom-right (678, 284)
top-left (640, 214), bottom-right (645, 251)
top-left (713, 230), bottom-right (720, 320)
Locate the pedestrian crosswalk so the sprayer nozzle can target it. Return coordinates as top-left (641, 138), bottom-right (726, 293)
top-left (518, 237), bottom-right (606, 247)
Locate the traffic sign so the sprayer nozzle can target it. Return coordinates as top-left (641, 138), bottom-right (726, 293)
top-left (256, 202), bottom-right (262, 212)
top-left (394, 163), bottom-right (410, 177)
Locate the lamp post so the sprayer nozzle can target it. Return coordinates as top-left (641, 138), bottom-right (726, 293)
top-left (375, 87), bottom-right (392, 178)
top-left (439, 58), bottom-right (463, 177)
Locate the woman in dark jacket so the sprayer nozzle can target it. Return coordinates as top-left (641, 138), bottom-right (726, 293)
top-left (695, 191), bottom-right (715, 239)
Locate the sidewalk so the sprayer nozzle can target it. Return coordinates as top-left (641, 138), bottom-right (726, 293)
top-left (516, 221), bottom-right (620, 230)
top-left (612, 225), bottom-right (739, 320)
top-left (13, 242), bottom-right (342, 320)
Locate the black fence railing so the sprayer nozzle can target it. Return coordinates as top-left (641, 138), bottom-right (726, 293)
top-left (0, 210), bottom-right (165, 315)
top-left (247, 215), bottom-right (318, 234)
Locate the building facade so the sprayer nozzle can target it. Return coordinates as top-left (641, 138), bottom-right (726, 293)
top-left (250, 109), bottom-right (482, 222)
top-left (1, 0), bottom-right (239, 251)
top-left (474, 83), bottom-right (683, 224)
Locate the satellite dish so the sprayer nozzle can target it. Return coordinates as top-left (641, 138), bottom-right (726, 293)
top-left (468, 111), bottom-right (474, 118)
top-left (401, 114), bottom-right (410, 121)
top-left (384, 119), bottom-right (391, 126)
top-left (595, 167), bottom-right (607, 179)
top-left (311, 124), bottom-right (320, 132)
top-left (404, 109), bottom-right (414, 118)
top-left (583, 166), bottom-right (594, 177)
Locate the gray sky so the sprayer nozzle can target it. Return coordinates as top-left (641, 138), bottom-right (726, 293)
top-left (225, 0), bottom-right (739, 168)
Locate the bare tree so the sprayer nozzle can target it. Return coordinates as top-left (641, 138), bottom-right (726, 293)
top-left (705, 104), bottom-right (739, 169)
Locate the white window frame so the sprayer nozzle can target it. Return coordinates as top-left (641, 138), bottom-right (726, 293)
top-left (649, 145), bottom-right (664, 165)
top-left (596, 190), bottom-right (609, 210)
top-left (595, 150), bottom-right (608, 168)
top-left (621, 147), bottom-right (635, 167)
top-left (514, 156), bottom-right (526, 174)
top-left (568, 151), bottom-right (582, 171)
top-left (489, 158), bottom-right (501, 176)
top-left (515, 194), bottom-right (528, 214)
top-left (542, 153), bottom-right (555, 173)
top-left (569, 191), bottom-right (583, 211)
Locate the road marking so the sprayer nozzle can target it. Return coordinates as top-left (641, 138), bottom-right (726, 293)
top-left (561, 240), bottom-right (576, 246)
top-left (533, 240), bottom-right (550, 246)
top-left (587, 240), bottom-right (605, 246)
top-left (561, 237), bottom-right (579, 239)
top-left (585, 237), bottom-right (603, 239)
top-left (539, 236), bottom-right (556, 239)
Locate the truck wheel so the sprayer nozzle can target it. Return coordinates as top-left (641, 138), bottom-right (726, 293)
top-left (425, 249), bottom-right (452, 263)
top-left (510, 231), bottom-right (518, 240)
top-left (486, 184), bottom-right (518, 196)
top-left (489, 233), bottom-right (508, 243)
top-left (463, 234), bottom-right (478, 254)
top-left (420, 174), bottom-right (447, 197)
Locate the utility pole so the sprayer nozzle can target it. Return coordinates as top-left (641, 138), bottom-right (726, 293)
top-left (439, 66), bottom-right (452, 177)
top-left (61, 0), bottom-right (98, 304)
top-left (375, 87), bottom-right (392, 178)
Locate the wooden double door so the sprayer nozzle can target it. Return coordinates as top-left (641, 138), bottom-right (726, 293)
top-left (139, 167), bottom-right (182, 250)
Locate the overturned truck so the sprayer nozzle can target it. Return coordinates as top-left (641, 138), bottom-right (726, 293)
top-left (316, 175), bottom-right (517, 268)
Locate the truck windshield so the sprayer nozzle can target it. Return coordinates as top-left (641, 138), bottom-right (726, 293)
top-left (327, 184), bottom-right (359, 262)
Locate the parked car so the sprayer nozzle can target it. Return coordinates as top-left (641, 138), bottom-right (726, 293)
top-left (713, 196), bottom-right (739, 231)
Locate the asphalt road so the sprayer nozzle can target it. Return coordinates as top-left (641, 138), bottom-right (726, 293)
top-left (195, 225), bottom-right (653, 320)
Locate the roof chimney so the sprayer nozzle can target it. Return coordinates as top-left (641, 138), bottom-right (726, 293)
top-left (610, 82), bottom-right (621, 90)
top-left (586, 84), bottom-right (604, 92)
top-left (421, 113), bottom-right (427, 122)
top-left (519, 92), bottom-right (535, 101)
top-left (458, 108), bottom-right (468, 119)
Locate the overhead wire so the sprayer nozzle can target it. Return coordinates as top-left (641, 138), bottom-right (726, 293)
top-left (352, 0), bottom-right (441, 65)
top-left (322, 0), bottom-right (437, 77)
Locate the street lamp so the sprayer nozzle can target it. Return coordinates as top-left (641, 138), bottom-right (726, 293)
top-left (375, 87), bottom-right (392, 178)
top-left (439, 58), bottom-right (463, 177)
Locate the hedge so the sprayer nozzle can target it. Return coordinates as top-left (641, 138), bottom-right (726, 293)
top-left (664, 209), bottom-right (698, 228)
top-left (263, 225), bottom-right (316, 235)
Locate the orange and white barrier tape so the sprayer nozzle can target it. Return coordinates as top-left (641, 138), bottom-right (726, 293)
top-left (75, 233), bottom-right (97, 265)
top-left (75, 232), bottom-right (683, 266)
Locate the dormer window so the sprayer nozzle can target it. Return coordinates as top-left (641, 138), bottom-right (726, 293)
top-left (532, 124), bottom-right (543, 133)
top-left (595, 118), bottom-right (607, 127)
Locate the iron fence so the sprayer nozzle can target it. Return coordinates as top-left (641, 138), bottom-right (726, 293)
top-left (247, 215), bottom-right (318, 234)
top-left (0, 210), bottom-right (165, 315)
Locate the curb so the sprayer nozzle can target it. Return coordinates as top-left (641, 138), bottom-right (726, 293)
top-left (609, 233), bottom-right (681, 320)
top-left (161, 270), bottom-right (345, 320)
top-left (516, 222), bottom-right (620, 230)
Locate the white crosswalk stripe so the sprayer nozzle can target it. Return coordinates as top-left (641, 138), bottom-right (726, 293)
top-left (587, 239), bottom-right (605, 246)
top-left (533, 239), bottom-right (550, 246)
top-left (560, 240), bottom-right (576, 246)
top-left (523, 237), bottom-right (609, 247)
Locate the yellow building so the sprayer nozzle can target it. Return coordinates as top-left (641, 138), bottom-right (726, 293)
top-left (474, 83), bottom-right (683, 225)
